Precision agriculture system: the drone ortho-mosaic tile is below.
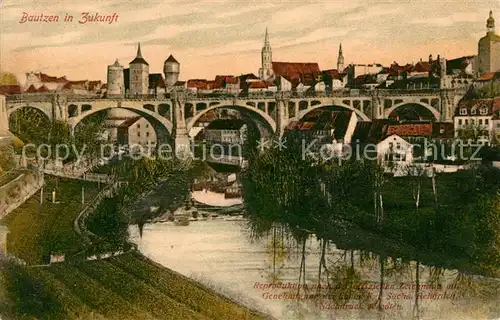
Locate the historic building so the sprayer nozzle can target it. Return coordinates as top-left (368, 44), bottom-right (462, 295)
top-left (477, 11), bottom-right (500, 76)
top-left (149, 73), bottom-right (166, 96)
top-left (107, 59), bottom-right (125, 97)
top-left (164, 54), bottom-right (180, 90)
top-left (258, 28), bottom-right (274, 80)
top-left (116, 116), bottom-right (157, 148)
top-left (128, 43), bottom-right (149, 95)
top-left (23, 72), bottom-right (68, 91)
top-left (454, 98), bottom-right (500, 144)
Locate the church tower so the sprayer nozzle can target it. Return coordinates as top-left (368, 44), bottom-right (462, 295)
top-left (478, 10), bottom-right (500, 76)
top-left (337, 43), bottom-right (344, 72)
top-left (259, 27), bottom-right (274, 80)
top-left (129, 43), bottom-right (149, 95)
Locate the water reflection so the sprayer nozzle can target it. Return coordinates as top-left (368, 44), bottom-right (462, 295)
top-left (130, 220), bottom-right (500, 320)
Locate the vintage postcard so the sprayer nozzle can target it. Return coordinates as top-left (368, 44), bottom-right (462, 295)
top-left (1, 0), bottom-right (500, 319)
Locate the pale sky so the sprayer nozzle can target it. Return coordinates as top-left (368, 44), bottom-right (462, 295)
top-left (0, 0), bottom-right (499, 84)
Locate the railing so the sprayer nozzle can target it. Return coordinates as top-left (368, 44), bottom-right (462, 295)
top-left (4, 88), bottom-right (450, 105)
top-left (74, 181), bottom-right (118, 244)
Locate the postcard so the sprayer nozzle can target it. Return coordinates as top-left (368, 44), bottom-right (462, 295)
top-left (0, 0), bottom-right (500, 319)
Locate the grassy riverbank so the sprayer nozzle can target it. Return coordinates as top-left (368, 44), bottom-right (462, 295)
top-left (0, 175), bottom-right (268, 320)
top-left (0, 252), bottom-right (266, 320)
top-left (1, 176), bottom-right (100, 265)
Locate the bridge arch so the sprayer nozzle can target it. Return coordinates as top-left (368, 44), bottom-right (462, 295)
top-left (67, 100), bottom-right (173, 134)
top-left (185, 103), bottom-right (277, 133)
top-left (297, 103), bottom-right (371, 121)
top-left (384, 101), bottom-right (440, 120)
top-left (8, 105), bottom-right (52, 134)
top-left (7, 103), bottom-right (52, 120)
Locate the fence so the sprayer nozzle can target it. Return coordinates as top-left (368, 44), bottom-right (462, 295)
top-left (74, 179), bottom-right (120, 244)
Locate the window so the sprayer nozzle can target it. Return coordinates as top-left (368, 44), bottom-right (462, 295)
top-left (471, 109), bottom-right (476, 115)
top-left (137, 124), bottom-right (140, 129)
top-left (137, 132), bottom-right (141, 137)
top-left (396, 142), bottom-right (401, 150)
top-left (460, 108), bottom-right (467, 115)
top-left (480, 108), bottom-right (488, 115)
top-left (146, 124), bottom-right (149, 128)
top-left (146, 132), bottom-right (150, 137)
top-left (389, 142), bottom-right (393, 148)
top-left (458, 119), bottom-right (462, 125)
top-left (471, 119), bottom-right (475, 124)
top-left (479, 119), bottom-right (483, 125)
top-left (485, 119), bottom-right (489, 125)
top-left (465, 119), bottom-right (469, 125)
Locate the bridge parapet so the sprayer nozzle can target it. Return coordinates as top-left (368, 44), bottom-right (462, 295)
top-left (6, 94), bottom-right (54, 103)
top-left (4, 88), bottom-right (449, 104)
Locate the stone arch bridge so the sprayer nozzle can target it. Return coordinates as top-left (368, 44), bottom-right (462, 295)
top-left (1, 89), bottom-right (464, 152)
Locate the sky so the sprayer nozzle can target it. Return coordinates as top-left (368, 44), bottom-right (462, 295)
top-left (0, 0), bottom-right (499, 84)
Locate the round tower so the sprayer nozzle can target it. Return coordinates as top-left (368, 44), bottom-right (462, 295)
top-left (163, 55), bottom-right (180, 88)
top-left (107, 59), bottom-right (124, 97)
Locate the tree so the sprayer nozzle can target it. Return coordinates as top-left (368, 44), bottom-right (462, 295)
top-left (0, 72), bottom-right (19, 85)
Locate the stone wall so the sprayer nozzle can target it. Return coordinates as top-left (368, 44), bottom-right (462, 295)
top-left (0, 171), bottom-right (43, 220)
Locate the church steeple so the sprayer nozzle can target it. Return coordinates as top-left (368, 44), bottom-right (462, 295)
top-left (487, 10), bottom-right (495, 33)
top-left (259, 27), bottom-right (274, 80)
top-left (136, 42), bottom-right (143, 58)
top-left (337, 43), bottom-right (344, 72)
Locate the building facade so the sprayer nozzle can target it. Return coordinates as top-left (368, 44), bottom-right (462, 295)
top-left (454, 98), bottom-right (500, 144)
top-left (116, 116), bottom-right (157, 148)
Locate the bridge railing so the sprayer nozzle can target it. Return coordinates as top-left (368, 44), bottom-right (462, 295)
top-left (5, 93), bottom-right (54, 103)
top-left (4, 88), bottom-right (446, 104)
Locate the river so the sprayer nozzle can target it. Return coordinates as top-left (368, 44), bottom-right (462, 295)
top-left (129, 219), bottom-right (500, 320)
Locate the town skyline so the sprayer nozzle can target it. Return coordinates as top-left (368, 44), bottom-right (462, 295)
top-left (1, 0), bottom-right (499, 83)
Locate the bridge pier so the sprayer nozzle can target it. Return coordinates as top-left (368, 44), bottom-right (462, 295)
top-left (439, 89), bottom-right (455, 123)
top-left (371, 92), bottom-right (383, 119)
top-left (172, 91), bottom-right (192, 158)
top-left (0, 95), bottom-right (9, 135)
top-left (275, 92), bottom-right (289, 137)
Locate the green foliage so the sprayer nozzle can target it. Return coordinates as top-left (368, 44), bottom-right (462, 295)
top-left (0, 72), bottom-right (19, 85)
top-left (9, 108), bottom-right (106, 162)
top-left (241, 140), bottom-right (500, 277)
top-left (86, 157), bottom-right (197, 248)
top-left (1, 261), bottom-right (65, 319)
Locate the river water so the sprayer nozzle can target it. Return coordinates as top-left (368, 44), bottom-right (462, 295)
top-left (129, 219), bottom-right (500, 320)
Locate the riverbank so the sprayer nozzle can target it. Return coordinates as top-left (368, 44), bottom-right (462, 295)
top-left (0, 175), bottom-right (270, 319)
top-left (0, 251), bottom-right (268, 320)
